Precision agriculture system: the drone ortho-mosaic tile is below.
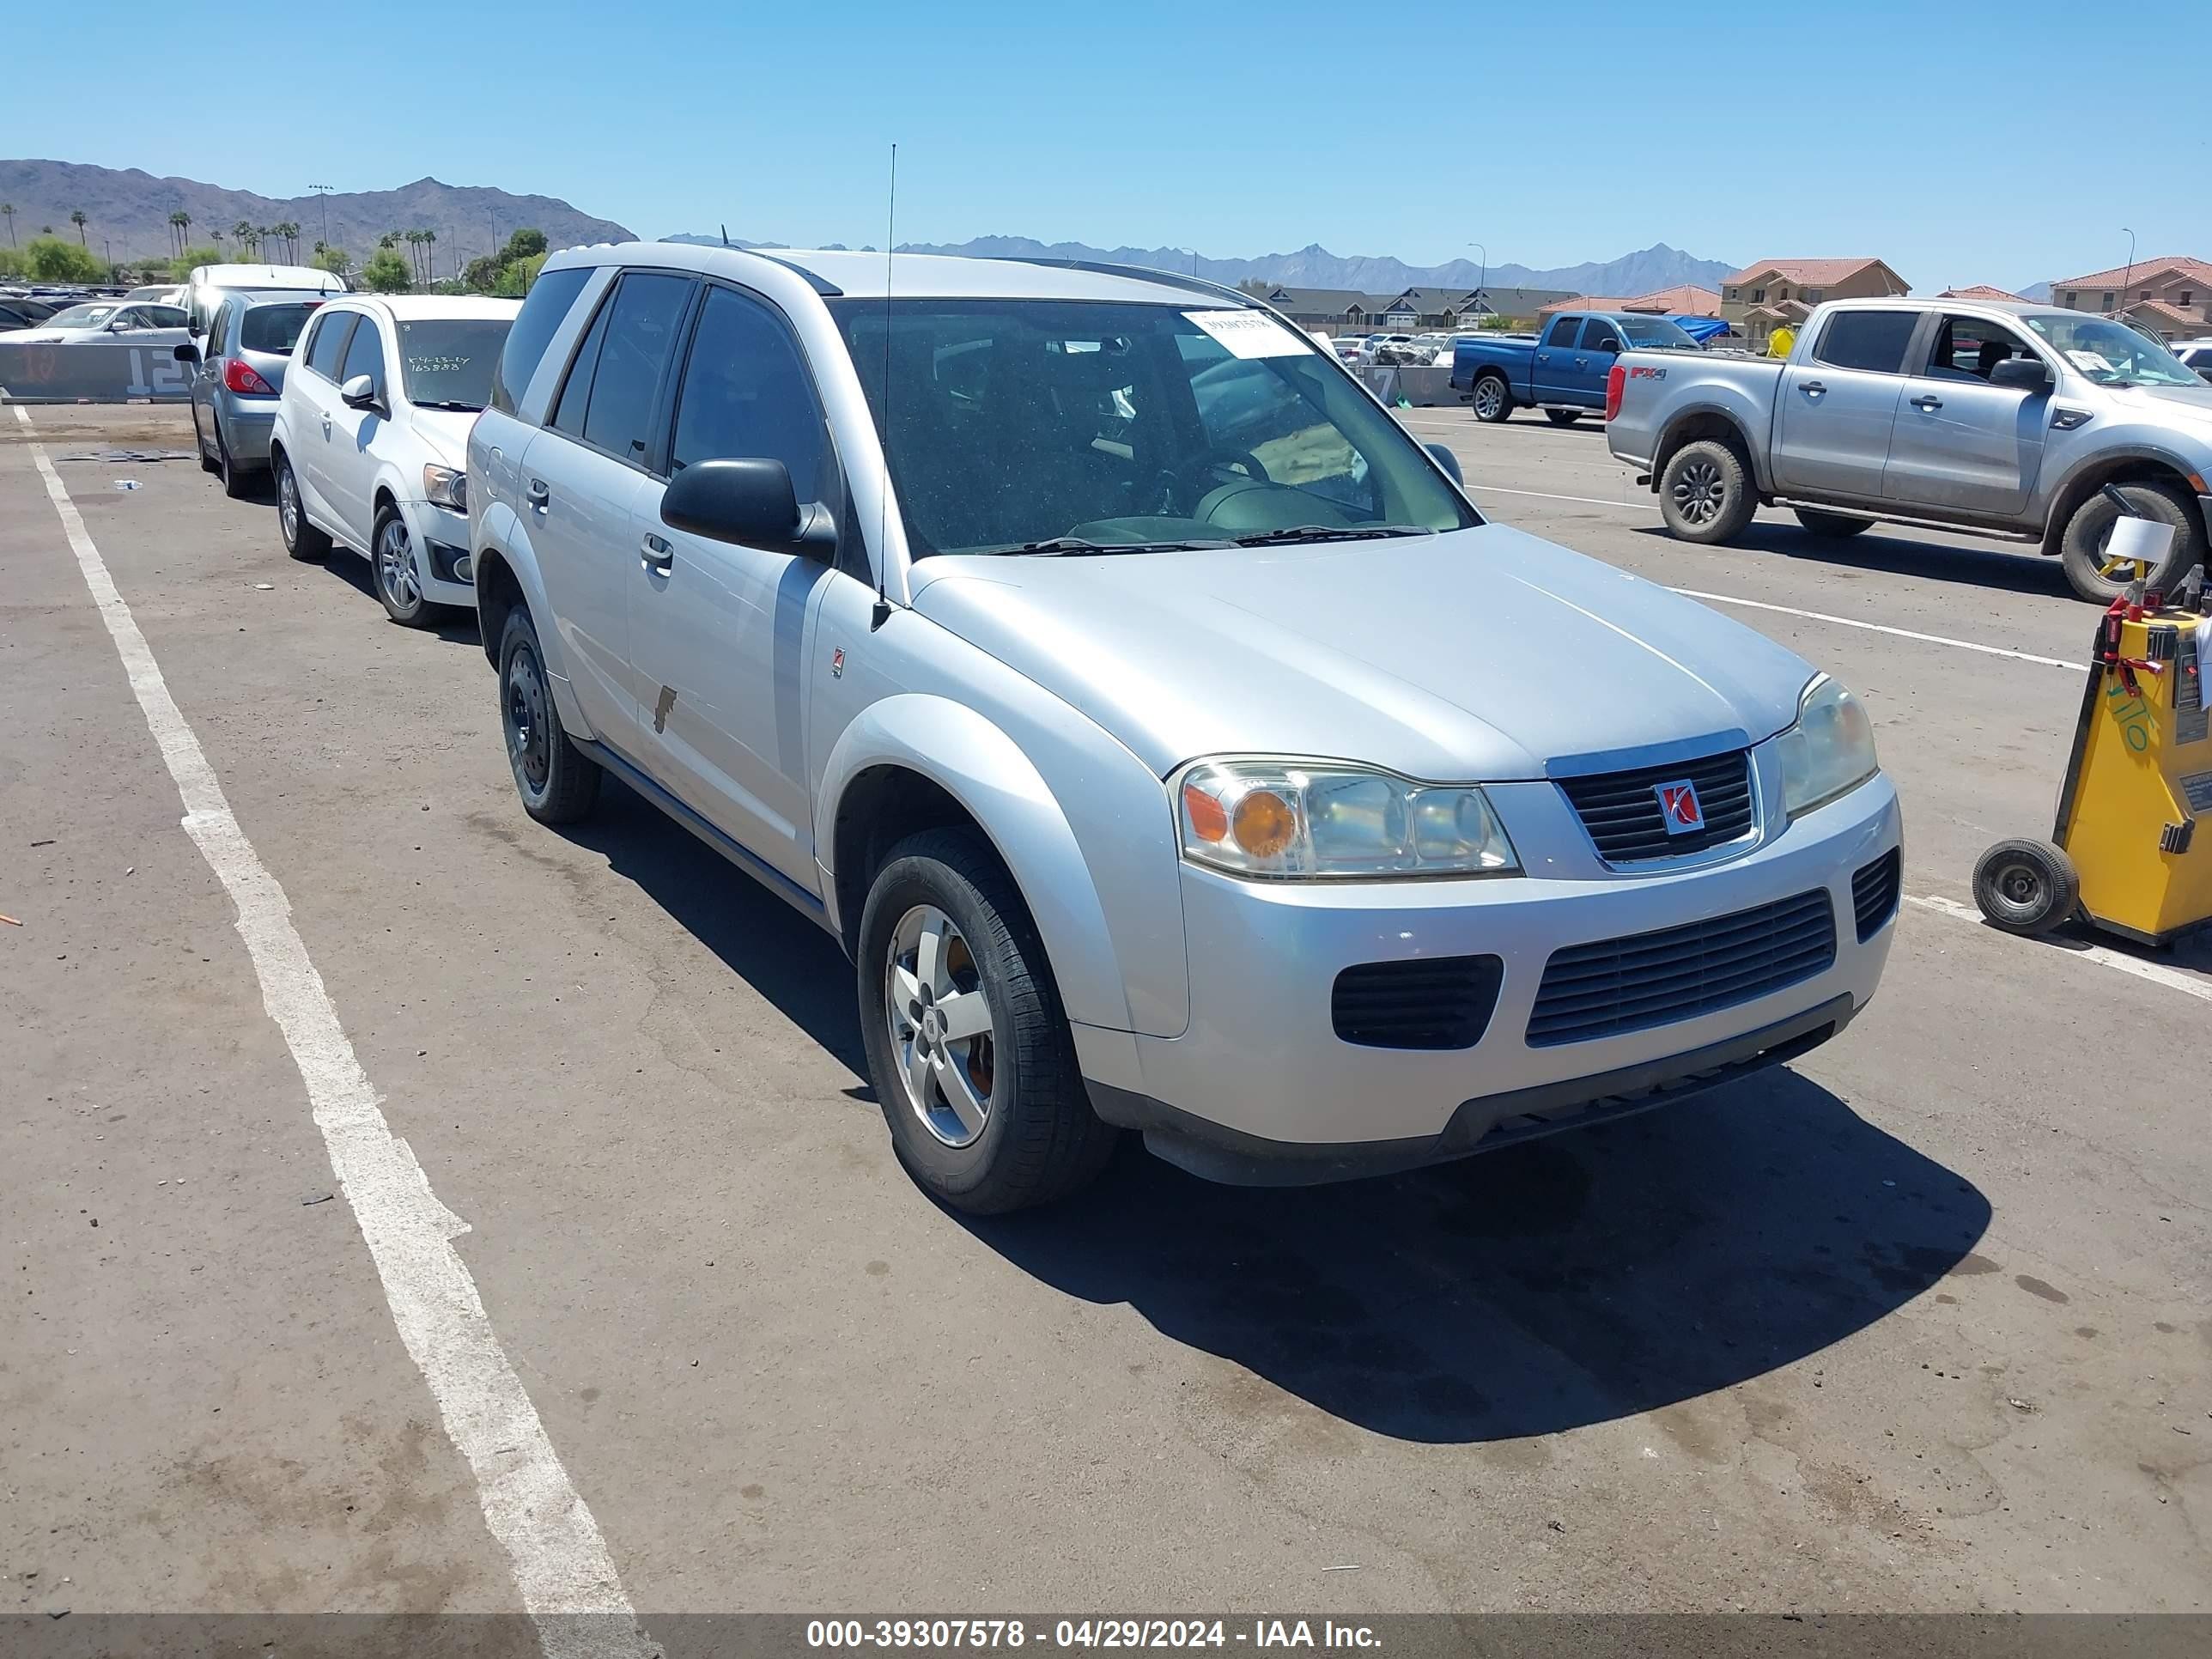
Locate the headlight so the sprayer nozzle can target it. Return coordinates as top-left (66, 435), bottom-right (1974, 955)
top-left (1176, 758), bottom-right (1519, 878)
top-left (422, 465), bottom-right (466, 513)
top-left (1775, 675), bottom-right (1878, 817)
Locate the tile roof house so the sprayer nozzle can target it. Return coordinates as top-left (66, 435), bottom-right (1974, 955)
top-left (1539, 284), bottom-right (1725, 318)
top-left (1719, 258), bottom-right (1910, 349)
top-left (1936, 284), bottom-right (2026, 302)
top-left (1263, 283), bottom-right (1577, 331)
top-left (2050, 258), bottom-right (2212, 340)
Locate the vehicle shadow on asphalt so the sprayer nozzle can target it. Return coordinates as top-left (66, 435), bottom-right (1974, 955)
top-left (555, 776), bottom-right (869, 1078)
top-left (310, 543), bottom-right (487, 648)
top-left (961, 1073), bottom-right (1990, 1444)
top-left (1641, 521), bottom-right (2073, 600)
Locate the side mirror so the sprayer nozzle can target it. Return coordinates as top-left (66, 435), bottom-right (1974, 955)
top-left (1990, 356), bottom-right (2052, 392)
top-left (106, 318), bottom-right (134, 332)
top-left (340, 374), bottom-right (380, 410)
top-left (173, 342), bottom-right (199, 364)
top-left (661, 458), bottom-right (836, 557)
top-left (1424, 442), bottom-right (1464, 486)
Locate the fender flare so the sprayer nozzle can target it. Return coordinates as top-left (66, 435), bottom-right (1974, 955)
top-left (2040, 442), bottom-right (2212, 546)
top-left (1654, 399), bottom-right (1768, 494)
top-left (819, 694), bottom-right (1133, 1034)
top-left (472, 500), bottom-right (600, 743)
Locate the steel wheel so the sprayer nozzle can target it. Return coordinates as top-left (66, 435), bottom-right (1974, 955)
top-left (504, 638), bottom-right (552, 799)
top-left (883, 903), bottom-right (996, 1148)
top-left (376, 514), bottom-right (422, 617)
top-left (1671, 458), bottom-right (1725, 526)
top-left (1473, 376), bottom-right (1505, 421)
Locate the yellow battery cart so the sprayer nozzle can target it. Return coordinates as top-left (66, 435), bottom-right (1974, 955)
top-left (1975, 586), bottom-right (2212, 945)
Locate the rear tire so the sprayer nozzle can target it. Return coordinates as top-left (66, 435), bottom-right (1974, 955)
top-left (1794, 507), bottom-right (1874, 538)
top-left (2058, 479), bottom-right (2204, 605)
top-left (1972, 839), bottom-right (2080, 936)
top-left (858, 828), bottom-right (1118, 1214)
top-left (1658, 439), bottom-right (1756, 544)
top-left (497, 606), bottom-right (600, 824)
top-left (274, 449), bottom-right (331, 562)
top-left (1544, 409), bottom-right (1582, 427)
top-left (193, 406), bottom-right (220, 475)
top-left (1471, 373), bottom-right (1512, 423)
top-left (216, 416), bottom-right (252, 501)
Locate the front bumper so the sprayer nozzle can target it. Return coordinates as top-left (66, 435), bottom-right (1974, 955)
top-left (1080, 771), bottom-right (1901, 1180)
top-left (398, 499), bottom-right (476, 603)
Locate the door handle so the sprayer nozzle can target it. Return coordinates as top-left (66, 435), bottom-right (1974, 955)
top-left (1574, 356), bottom-right (1588, 367)
top-left (1911, 394), bottom-right (1944, 412)
top-left (320, 414), bottom-right (331, 437)
top-left (641, 532), bottom-right (672, 573)
top-left (1799, 380), bottom-right (1826, 398)
top-left (526, 478), bottom-right (549, 512)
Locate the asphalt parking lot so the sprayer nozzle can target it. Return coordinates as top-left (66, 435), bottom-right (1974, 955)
top-left (3, 399), bottom-right (2206, 1632)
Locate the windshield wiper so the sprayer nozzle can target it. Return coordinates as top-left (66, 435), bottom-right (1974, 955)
top-left (991, 536), bottom-right (1231, 556)
top-left (412, 399), bottom-right (484, 411)
top-left (1230, 524), bottom-right (1435, 547)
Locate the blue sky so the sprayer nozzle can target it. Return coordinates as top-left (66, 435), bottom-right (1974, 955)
top-left (11, 0), bottom-right (2207, 290)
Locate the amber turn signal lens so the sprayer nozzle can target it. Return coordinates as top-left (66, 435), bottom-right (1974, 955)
top-left (1232, 789), bottom-right (1296, 857)
top-left (1182, 781), bottom-right (1230, 843)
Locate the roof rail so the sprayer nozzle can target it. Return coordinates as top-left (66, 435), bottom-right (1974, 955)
top-left (744, 249), bottom-right (842, 297)
top-left (994, 257), bottom-right (1289, 317)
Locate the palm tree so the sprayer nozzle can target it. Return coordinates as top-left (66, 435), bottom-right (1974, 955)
top-left (404, 228), bottom-right (426, 283)
top-left (276, 221), bottom-right (300, 262)
top-left (379, 229), bottom-right (401, 251)
top-left (233, 219), bottom-right (253, 256)
top-left (167, 210), bottom-right (186, 255)
top-left (420, 228), bottom-right (436, 283)
top-left (2, 204), bottom-right (16, 246)
top-left (70, 209), bottom-right (88, 246)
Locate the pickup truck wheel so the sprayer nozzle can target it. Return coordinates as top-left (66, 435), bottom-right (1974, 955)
top-left (859, 828), bottom-right (1118, 1214)
top-left (274, 450), bottom-right (331, 562)
top-left (1471, 373), bottom-right (1511, 423)
top-left (1659, 440), bottom-right (1755, 544)
top-left (1544, 409), bottom-right (1581, 427)
top-left (2059, 480), bottom-right (2204, 604)
top-left (497, 606), bottom-right (600, 824)
top-left (1793, 507), bottom-right (1873, 538)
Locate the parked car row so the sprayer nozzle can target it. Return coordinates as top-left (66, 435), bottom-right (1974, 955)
top-left (1607, 295), bottom-right (2212, 603)
top-left (191, 245), bottom-right (1901, 1214)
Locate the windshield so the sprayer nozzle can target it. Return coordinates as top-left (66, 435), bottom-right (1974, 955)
top-left (833, 299), bottom-right (1478, 556)
top-left (46, 304), bottom-right (118, 330)
top-left (395, 318), bottom-right (513, 409)
top-left (1616, 315), bottom-right (1700, 349)
top-left (240, 302), bottom-right (319, 355)
top-left (2022, 313), bottom-right (2203, 388)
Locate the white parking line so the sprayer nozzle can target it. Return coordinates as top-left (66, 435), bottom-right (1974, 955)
top-left (15, 404), bottom-right (653, 1657)
top-left (1668, 589), bottom-right (2083, 672)
top-left (1906, 894), bottom-right (2212, 1003)
top-left (1467, 481), bottom-right (1643, 512)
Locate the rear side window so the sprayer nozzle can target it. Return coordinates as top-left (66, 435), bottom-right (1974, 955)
top-left (242, 303), bottom-right (317, 355)
top-left (568, 271), bottom-right (692, 464)
top-left (305, 312), bottom-right (356, 379)
top-left (489, 264), bottom-right (592, 416)
top-left (207, 303), bottom-right (232, 358)
top-left (340, 316), bottom-right (386, 392)
top-left (1544, 315), bottom-right (1580, 347)
top-left (1813, 311), bottom-right (1917, 374)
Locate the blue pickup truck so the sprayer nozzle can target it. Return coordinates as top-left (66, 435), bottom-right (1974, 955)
top-left (1451, 311), bottom-right (1702, 425)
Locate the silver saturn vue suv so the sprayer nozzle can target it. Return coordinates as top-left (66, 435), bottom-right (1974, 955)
top-left (467, 245), bottom-right (1903, 1213)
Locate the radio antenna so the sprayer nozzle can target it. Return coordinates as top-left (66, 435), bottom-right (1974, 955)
top-left (872, 143), bottom-right (896, 631)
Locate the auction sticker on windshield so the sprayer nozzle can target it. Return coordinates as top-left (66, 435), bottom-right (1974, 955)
top-left (1185, 309), bottom-right (1308, 360)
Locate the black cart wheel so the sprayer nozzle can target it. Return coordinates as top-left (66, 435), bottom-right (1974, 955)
top-left (1972, 839), bottom-right (2080, 936)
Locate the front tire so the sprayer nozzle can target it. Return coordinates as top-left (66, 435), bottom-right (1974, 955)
top-left (1972, 839), bottom-right (2080, 936)
top-left (2059, 480), bottom-right (2204, 605)
top-left (497, 606), bottom-right (600, 824)
top-left (1794, 507), bottom-right (1873, 538)
top-left (373, 506), bottom-right (433, 628)
top-left (1659, 439), bottom-right (1757, 544)
top-left (1471, 373), bottom-right (1512, 423)
top-left (274, 449), bottom-right (331, 562)
top-left (857, 828), bottom-right (1117, 1214)
top-left (1544, 409), bottom-right (1581, 427)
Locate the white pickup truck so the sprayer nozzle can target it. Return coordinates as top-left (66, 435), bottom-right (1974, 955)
top-left (1604, 296), bottom-right (2212, 602)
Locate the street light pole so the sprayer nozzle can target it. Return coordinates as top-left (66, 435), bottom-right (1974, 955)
top-left (310, 185), bottom-right (334, 250)
top-left (2118, 227), bottom-right (2137, 322)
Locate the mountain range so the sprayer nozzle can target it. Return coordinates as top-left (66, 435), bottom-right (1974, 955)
top-left (664, 233), bottom-right (1737, 297)
top-left (0, 159), bottom-right (633, 275)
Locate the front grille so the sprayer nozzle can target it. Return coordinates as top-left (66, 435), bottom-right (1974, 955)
top-left (1527, 890), bottom-right (1836, 1047)
top-left (1556, 749), bottom-right (1756, 863)
top-left (1852, 848), bottom-right (1902, 940)
top-left (1333, 954), bottom-right (1504, 1050)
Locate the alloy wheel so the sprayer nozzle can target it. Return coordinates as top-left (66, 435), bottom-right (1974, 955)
top-left (1474, 379), bottom-right (1504, 420)
top-left (277, 463), bottom-right (299, 544)
top-left (883, 904), bottom-right (996, 1148)
top-left (1672, 459), bottom-right (1724, 526)
top-left (378, 518), bottom-right (422, 614)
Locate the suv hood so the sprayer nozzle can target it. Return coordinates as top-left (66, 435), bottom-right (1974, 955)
top-left (908, 525), bottom-right (1816, 781)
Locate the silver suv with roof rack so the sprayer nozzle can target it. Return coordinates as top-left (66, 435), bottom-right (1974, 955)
top-left (466, 242), bottom-right (1900, 1212)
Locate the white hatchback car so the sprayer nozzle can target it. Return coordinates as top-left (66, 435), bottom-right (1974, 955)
top-left (270, 295), bottom-right (520, 625)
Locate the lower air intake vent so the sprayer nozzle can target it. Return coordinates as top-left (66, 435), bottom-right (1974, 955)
top-left (1332, 954), bottom-right (1504, 1050)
